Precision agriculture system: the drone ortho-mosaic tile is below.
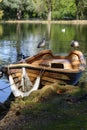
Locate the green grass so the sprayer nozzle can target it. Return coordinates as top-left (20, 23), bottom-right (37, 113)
top-left (20, 100), bottom-right (87, 130)
top-left (9, 81), bottom-right (87, 130)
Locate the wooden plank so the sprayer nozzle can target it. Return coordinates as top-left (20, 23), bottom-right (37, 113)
top-left (8, 63), bottom-right (80, 73)
top-left (27, 70), bottom-right (70, 80)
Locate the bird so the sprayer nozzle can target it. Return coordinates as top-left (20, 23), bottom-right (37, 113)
top-left (71, 40), bottom-right (79, 49)
top-left (17, 53), bottom-right (29, 61)
top-left (37, 38), bottom-right (46, 48)
top-left (61, 28), bottom-right (65, 33)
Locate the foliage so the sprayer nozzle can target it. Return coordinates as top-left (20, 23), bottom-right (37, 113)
top-left (1, 0), bottom-right (87, 20)
top-left (57, 0), bottom-right (76, 19)
top-left (0, 0), bottom-right (4, 20)
top-left (3, 0), bottom-right (34, 19)
top-left (75, 0), bottom-right (87, 19)
top-left (0, 10), bottom-right (4, 20)
top-left (32, 0), bottom-right (47, 19)
top-left (52, 11), bottom-right (62, 20)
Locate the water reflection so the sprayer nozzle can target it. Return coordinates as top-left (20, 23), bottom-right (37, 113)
top-left (0, 22), bottom-right (87, 102)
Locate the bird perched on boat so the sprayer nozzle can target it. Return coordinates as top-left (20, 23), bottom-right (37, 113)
top-left (71, 40), bottom-right (79, 49)
top-left (37, 38), bottom-right (46, 48)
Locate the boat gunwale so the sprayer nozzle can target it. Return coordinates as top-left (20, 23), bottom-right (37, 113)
top-left (7, 63), bottom-right (84, 74)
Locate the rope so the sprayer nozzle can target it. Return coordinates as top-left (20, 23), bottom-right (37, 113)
top-left (39, 67), bottom-right (45, 77)
top-left (0, 80), bottom-right (20, 92)
top-left (0, 85), bottom-right (10, 91)
top-left (0, 67), bottom-right (45, 92)
top-left (8, 65), bottom-right (11, 75)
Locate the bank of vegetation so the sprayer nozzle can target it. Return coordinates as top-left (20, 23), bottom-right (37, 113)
top-left (0, 0), bottom-right (87, 21)
top-left (0, 78), bottom-right (87, 130)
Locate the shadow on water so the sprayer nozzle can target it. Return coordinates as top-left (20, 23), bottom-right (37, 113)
top-left (0, 93), bottom-right (15, 120)
top-left (0, 76), bottom-right (15, 120)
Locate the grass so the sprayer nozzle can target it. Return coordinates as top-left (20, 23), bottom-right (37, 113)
top-left (20, 98), bottom-right (87, 130)
top-left (1, 81), bottom-right (87, 130)
top-left (13, 81), bottom-right (87, 130)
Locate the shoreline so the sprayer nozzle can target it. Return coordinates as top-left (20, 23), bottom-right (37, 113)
top-left (0, 81), bottom-right (87, 130)
top-left (1, 20), bottom-right (87, 24)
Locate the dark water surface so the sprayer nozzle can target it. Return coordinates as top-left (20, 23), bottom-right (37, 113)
top-left (0, 23), bottom-right (87, 102)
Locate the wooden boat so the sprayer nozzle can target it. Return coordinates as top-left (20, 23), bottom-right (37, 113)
top-left (0, 49), bottom-right (86, 97)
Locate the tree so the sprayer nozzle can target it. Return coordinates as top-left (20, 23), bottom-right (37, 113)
top-left (32, 0), bottom-right (56, 20)
top-left (3, 0), bottom-right (33, 19)
top-left (45, 0), bottom-right (56, 20)
top-left (51, 0), bottom-right (76, 20)
top-left (2, 0), bottom-right (87, 20)
top-left (58, 0), bottom-right (76, 19)
top-left (75, 0), bottom-right (87, 19)
top-left (32, 0), bottom-right (46, 19)
top-left (0, 0), bottom-right (4, 19)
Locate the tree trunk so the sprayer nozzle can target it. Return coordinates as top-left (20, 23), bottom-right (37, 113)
top-left (17, 10), bottom-right (22, 20)
top-left (47, 10), bottom-right (51, 21)
top-left (80, 9), bottom-right (84, 19)
top-left (76, 11), bottom-right (79, 20)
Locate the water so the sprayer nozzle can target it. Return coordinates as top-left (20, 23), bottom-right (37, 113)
top-left (0, 22), bottom-right (87, 102)
top-left (0, 76), bottom-right (11, 103)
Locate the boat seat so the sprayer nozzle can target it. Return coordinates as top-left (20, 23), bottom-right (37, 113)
top-left (51, 59), bottom-right (72, 69)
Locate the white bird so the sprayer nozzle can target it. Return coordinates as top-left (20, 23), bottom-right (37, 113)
top-left (71, 40), bottom-right (79, 49)
top-left (37, 38), bottom-right (46, 48)
top-left (61, 28), bottom-right (65, 33)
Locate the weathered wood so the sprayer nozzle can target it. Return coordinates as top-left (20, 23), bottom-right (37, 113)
top-left (1, 49), bottom-right (86, 97)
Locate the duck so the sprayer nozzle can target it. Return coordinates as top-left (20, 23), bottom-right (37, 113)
top-left (17, 53), bottom-right (29, 60)
top-left (37, 38), bottom-right (46, 48)
top-left (71, 40), bottom-right (79, 49)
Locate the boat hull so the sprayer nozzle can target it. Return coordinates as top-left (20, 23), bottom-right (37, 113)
top-left (1, 49), bottom-right (86, 97)
top-left (7, 65), bottom-right (83, 87)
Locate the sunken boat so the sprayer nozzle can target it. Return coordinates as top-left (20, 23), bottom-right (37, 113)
top-left (0, 48), bottom-right (86, 97)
